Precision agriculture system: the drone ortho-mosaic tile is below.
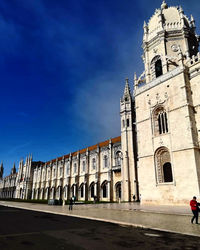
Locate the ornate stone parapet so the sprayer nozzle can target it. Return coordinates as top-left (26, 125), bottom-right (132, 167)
top-left (135, 66), bottom-right (184, 96)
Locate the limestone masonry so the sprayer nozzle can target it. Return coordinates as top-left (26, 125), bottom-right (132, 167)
top-left (1, 1), bottom-right (200, 205)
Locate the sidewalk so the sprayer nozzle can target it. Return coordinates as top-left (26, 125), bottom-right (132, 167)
top-left (0, 201), bottom-right (199, 237)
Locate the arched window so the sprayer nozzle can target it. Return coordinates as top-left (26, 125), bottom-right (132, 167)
top-left (151, 56), bottom-right (163, 80)
top-left (155, 59), bottom-right (163, 78)
top-left (153, 106), bottom-right (168, 136)
top-left (155, 147), bottom-right (173, 184)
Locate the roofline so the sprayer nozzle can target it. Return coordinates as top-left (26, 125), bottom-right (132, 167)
top-left (44, 136), bottom-right (121, 166)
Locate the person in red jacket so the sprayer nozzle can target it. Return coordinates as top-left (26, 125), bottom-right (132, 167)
top-left (190, 196), bottom-right (199, 224)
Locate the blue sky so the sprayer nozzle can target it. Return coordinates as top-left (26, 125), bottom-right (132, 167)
top-left (0, 0), bottom-right (199, 176)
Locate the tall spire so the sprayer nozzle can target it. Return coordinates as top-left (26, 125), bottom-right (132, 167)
top-left (12, 162), bottom-right (16, 174)
top-left (123, 78), bottom-right (131, 97)
top-left (0, 162), bottom-right (4, 178)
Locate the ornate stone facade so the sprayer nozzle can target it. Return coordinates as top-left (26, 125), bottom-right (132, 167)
top-left (1, 1), bottom-right (200, 205)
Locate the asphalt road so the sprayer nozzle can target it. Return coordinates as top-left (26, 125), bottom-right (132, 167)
top-left (0, 205), bottom-right (200, 250)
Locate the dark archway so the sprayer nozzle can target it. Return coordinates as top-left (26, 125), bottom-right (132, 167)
top-left (163, 162), bottom-right (173, 182)
top-left (102, 183), bottom-right (107, 198)
top-left (81, 185), bottom-right (84, 198)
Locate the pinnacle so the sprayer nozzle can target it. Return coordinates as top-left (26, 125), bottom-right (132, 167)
top-left (124, 78), bottom-right (131, 97)
top-left (161, 0), bottom-right (168, 10)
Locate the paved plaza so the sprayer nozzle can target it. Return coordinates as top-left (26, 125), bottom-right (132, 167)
top-left (0, 201), bottom-right (200, 238)
top-left (1, 205), bottom-right (200, 250)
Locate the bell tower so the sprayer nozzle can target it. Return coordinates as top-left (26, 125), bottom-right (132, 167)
top-left (142, 0), bottom-right (199, 83)
top-left (120, 79), bottom-right (138, 201)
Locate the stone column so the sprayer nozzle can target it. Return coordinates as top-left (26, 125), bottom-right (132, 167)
top-left (107, 181), bottom-right (110, 201)
top-left (46, 188), bottom-right (49, 200)
top-left (94, 182), bottom-right (97, 196)
top-left (65, 186), bottom-right (68, 200)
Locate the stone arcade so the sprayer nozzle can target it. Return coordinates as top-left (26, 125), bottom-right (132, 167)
top-left (1, 1), bottom-right (200, 205)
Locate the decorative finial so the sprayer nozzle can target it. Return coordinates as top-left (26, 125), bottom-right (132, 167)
top-left (190, 15), bottom-right (195, 28)
top-left (179, 6), bottom-right (183, 13)
top-left (161, 0), bottom-right (168, 10)
top-left (143, 21), bottom-right (148, 34)
top-left (134, 72), bottom-right (137, 81)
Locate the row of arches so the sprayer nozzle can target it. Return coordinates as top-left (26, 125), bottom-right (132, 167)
top-left (32, 181), bottom-right (122, 201)
top-left (0, 187), bottom-right (16, 199)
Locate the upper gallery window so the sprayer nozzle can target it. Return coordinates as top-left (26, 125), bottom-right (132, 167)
top-left (74, 163), bottom-right (77, 173)
top-left (82, 161), bottom-right (85, 172)
top-left (66, 163), bottom-right (70, 175)
top-left (92, 158), bottom-right (96, 170)
top-left (59, 166), bottom-right (63, 177)
top-left (153, 106), bottom-right (168, 136)
top-left (104, 155), bottom-right (108, 168)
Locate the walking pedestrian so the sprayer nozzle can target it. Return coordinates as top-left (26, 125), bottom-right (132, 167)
top-left (190, 196), bottom-right (199, 224)
top-left (69, 197), bottom-right (73, 211)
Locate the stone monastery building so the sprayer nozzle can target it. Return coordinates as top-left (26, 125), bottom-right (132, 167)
top-left (1, 1), bottom-right (200, 205)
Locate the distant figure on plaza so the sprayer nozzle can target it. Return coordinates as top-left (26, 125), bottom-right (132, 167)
top-left (69, 197), bottom-right (73, 211)
top-left (190, 196), bottom-right (199, 224)
top-left (133, 195), bottom-right (136, 202)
